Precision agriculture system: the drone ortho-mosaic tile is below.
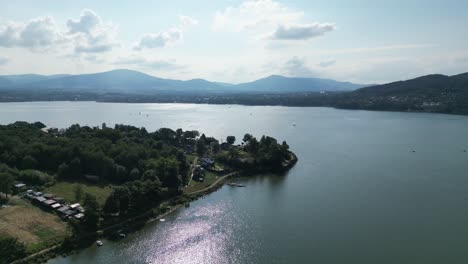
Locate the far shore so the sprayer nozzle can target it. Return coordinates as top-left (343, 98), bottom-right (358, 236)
top-left (0, 100), bottom-right (465, 117)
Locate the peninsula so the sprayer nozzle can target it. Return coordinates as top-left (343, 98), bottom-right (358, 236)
top-left (0, 121), bottom-right (297, 263)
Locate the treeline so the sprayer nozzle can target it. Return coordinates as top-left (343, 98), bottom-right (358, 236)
top-left (0, 122), bottom-right (197, 189)
top-left (0, 237), bottom-right (27, 264)
top-left (216, 134), bottom-right (294, 172)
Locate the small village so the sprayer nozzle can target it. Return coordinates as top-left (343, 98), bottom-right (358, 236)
top-left (13, 182), bottom-right (85, 221)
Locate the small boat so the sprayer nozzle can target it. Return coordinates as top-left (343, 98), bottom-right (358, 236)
top-left (96, 240), bottom-right (104, 246)
top-left (119, 233), bottom-right (126, 238)
top-left (227, 183), bottom-right (246, 187)
top-left (159, 218), bottom-right (165, 222)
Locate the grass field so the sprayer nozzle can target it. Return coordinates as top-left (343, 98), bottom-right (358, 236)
top-left (184, 170), bottom-right (220, 194)
top-left (0, 196), bottom-right (69, 253)
top-left (45, 182), bottom-right (113, 206)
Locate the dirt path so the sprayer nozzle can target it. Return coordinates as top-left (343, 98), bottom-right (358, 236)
top-left (11, 245), bottom-right (60, 264)
top-left (186, 156), bottom-right (198, 187)
top-left (186, 171), bottom-right (239, 195)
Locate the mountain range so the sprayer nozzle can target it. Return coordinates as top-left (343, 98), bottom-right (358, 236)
top-left (0, 69), bottom-right (466, 115)
top-left (0, 69), bottom-right (365, 94)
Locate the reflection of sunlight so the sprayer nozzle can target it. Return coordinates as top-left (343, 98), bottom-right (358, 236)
top-left (143, 103), bottom-right (200, 111)
top-left (129, 201), bottom-right (244, 264)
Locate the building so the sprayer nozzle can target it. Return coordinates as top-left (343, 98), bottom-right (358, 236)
top-left (42, 193), bottom-right (55, 199)
top-left (57, 206), bottom-right (70, 214)
top-left (57, 206), bottom-right (76, 218)
top-left (51, 203), bottom-right (61, 209)
top-left (74, 213), bottom-right (85, 220)
top-left (35, 196), bottom-right (47, 203)
top-left (14, 183), bottom-right (26, 189)
top-left (201, 157), bottom-right (215, 168)
top-left (70, 203), bottom-right (81, 209)
top-left (54, 197), bottom-right (65, 203)
top-left (43, 199), bottom-right (57, 207)
top-left (192, 165), bottom-right (205, 182)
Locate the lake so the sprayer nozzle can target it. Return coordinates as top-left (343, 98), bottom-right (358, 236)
top-left (1, 102), bottom-right (468, 264)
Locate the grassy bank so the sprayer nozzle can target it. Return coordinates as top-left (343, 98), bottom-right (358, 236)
top-left (0, 196), bottom-right (69, 254)
top-left (44, 182), bottom-right (112, 206)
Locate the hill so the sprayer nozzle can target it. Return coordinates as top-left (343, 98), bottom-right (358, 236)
top-left (234, 75), bottom-right (363, 93)
top-left (0, 74), bottom-right (70, 86)
top-left (333, 73), bottom-right (468, 114)
top-left (0, 69), bottom-right (364, 95)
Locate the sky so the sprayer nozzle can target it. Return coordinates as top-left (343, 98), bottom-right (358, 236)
top-left (0, 0), bottom-right (467, 84)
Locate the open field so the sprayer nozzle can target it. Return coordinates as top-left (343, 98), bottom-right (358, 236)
top-left (45, 182), bottom-right (112, 206)
top-left (0, 196), bottom-right (69, 253)
top-left (184, 170), bottom-right (220, 194)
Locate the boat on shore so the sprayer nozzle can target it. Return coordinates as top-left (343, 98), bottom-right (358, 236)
top-left (96, 240), bottom-right (104, 246)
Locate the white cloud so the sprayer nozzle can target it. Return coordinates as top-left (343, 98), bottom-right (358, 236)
top-left (213, 0), bottom-right (335, 45)
top-left (67, 9), bottom-right (118, 54)
top-left (318, 60), bottom-right (336, 67)
top-left (0, 16), bottom-right (64, 49)
top-left (179, 15), bottom-right (199, 29)
top-left (67, 9), bottom-right (101, 34)
top-left (114, 56), bottom-right (185, 71)
top-left (271, 23), bottom-right (335, 40)
top-left (134, 15), bottom-right (198, 50)
top-left (134, 29), bottom-right (182, 50)
top-left (213, 0), bottom-right (303, 32)
top-left (0, 57), bottom-right (8, 65)
top-left (0, 9), bottom-right (117, 55)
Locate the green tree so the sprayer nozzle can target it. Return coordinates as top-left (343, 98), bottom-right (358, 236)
top-left (113, 164), bottom-right (127, 182)
top-left (129, 168), bottom-right (140, 181)
top-left (0, 237), bottom-right (27, 264)
top-left (142, 169), bottom-right (159, 182)
top-left (243, 133), bottom-right (253, 143)
top-left (226, 136), bottom-right (236, 145)
top-left (82, 193), bottom-right (100, 230)
top-left (103, 192), bottom-right (119, 215)
top-left (211, 141), bottom-right (220, 153)
top-left (21, 155), bottom-right (38, 169)
top-left (74, 184), bottom-right (83, 202)
top-left (57, 163), bottom-right (70, 179)
top-left (0, 173), bottom-right (13, 199)
top-left (196, 139), bottom-right (206, 156)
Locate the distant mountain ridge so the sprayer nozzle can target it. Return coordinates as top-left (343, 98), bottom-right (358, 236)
top-left (235, 74), bottom-right (362, 92)
top-left (333, 72), bottom-right (468, 114)
top-left (0, 69), bottom-right (366, 94)
top-left (1, 69), bottom-right (466, 115)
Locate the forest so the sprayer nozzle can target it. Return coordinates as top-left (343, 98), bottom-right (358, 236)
top-left (0, 121), bottom-right (296, 262)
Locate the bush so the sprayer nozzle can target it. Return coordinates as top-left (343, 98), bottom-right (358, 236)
top-left (18, 169), bottom-right (53, 185)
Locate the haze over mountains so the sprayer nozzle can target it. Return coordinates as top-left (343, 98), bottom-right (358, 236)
top-left (0, 69), bottom-right (365, 94)
top-left (0, 69), bottom-right (466, 115)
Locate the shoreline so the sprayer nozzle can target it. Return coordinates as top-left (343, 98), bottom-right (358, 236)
top-left (15, 172), bottom-right (243, 264)
top-left (0, 100), bottom-right (466, 117)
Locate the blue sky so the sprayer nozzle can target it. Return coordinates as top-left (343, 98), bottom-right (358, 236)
top-left (0, 0), bottom-right (467, 84)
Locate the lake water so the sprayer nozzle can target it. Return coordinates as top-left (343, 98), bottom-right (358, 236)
top-left (1, 102), bottom-right (468, 264)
